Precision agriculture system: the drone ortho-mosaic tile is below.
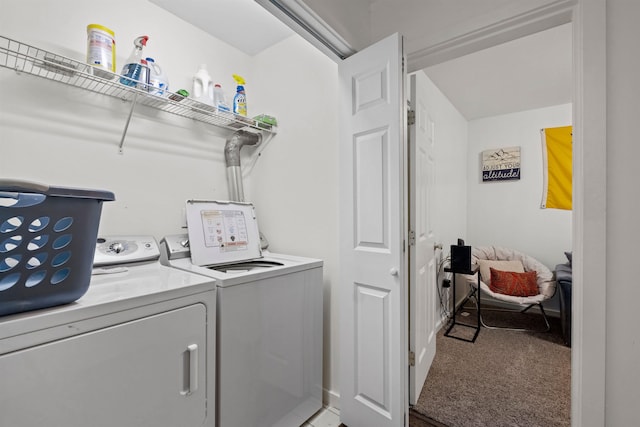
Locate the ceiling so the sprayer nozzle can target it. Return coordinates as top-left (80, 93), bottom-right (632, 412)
top-left (149, 0), bottom-right (293, 55)
top-left (150, 0), bottom-right (572, 121)
top-left (424, 22), bottom-right (571, 120)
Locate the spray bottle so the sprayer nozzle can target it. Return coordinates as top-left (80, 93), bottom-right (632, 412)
top-left (119, 35), bottom-right (150, 90)
top-left (232, 74), bottom-right (247, 116)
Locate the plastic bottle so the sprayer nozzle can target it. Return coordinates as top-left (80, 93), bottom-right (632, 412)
top-left (86, 24), bottom-right (116, 79)
top-left (232, 74), bottom-right (247, 116)
top-left (213, 84), bottom-right (230, 112)
top-left (146, 57), bottom-right (169, 96)
top-left (119, 35), bottom-right (150, 90)
top-left (193, 64), bottom-right (214, 105)
top-left (137, 59), bottom-right (150, 91)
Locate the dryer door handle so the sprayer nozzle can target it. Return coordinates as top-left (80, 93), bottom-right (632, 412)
top-left (181, 344), bottom-right (198, 396)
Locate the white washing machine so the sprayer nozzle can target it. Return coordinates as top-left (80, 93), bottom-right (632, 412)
top-left (160, 200), bottom-right (323, 427)
top-left (0, 236), bottom-right (216, 427)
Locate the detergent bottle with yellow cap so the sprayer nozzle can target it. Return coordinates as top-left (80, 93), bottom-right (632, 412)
top-left (232, 74), bottom-right (247, 116)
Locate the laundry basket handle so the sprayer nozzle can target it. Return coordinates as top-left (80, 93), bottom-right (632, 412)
top-left (0, 179), bottom-right (50, 194)
top-left (0, 179), bottom-right (115, 201)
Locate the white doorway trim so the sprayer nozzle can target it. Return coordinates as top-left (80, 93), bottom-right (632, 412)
top-left (570, 2), bottom-right (606, 425)
top-left (406, 1), bottom-right (606, 425)
top-left (406, 0), bottom-right (574, 71)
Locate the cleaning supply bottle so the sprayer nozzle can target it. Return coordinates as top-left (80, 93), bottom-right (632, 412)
top-left (86, 24), bottom-right (116, 79)
top-left (146, 57), bottom-right (169, 96)
top-left (232, 74), bottom-right (247, 116)
top-left (193, 64), bottom-right (214, 105)
top-left (137, 58), bottom-right (150, 91)
top-left (119, 36), bottom-right (149, 89)
top-left (213, 84), bottom-right (230, 112)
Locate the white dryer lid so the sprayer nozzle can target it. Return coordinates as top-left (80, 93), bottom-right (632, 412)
top-left (185, 200), bottom-right (262, 267)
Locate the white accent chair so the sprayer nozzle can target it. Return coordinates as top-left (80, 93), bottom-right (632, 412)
top-left (462, 246), bottom-right (556, 331)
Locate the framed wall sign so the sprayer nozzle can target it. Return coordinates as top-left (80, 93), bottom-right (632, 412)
top-left (482, 146), bottom-right (521, 182)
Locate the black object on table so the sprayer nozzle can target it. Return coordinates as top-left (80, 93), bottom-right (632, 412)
top-left (444, 265), bottom-right (481, 343)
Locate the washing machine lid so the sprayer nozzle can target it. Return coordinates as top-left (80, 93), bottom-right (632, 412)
top-left (185, 200), bottom-right (262, 267)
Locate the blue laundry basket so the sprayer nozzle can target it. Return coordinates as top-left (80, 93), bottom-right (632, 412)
top-left (0, 180), bottom-right (115, 316)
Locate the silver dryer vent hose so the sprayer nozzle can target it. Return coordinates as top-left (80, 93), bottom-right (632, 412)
top-left (224, 130), bottom-right (262, 202)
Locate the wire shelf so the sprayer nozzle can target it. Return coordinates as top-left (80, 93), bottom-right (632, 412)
top-left (0, 35), bottom-right (276, 135)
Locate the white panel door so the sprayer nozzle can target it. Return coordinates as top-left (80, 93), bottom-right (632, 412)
top-left (339, 33), bottom-right (407, 427)
top-left (408, 72), bottom-right (437, 405)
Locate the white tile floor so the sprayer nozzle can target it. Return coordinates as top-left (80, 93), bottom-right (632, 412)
top-left (303, 406), bottom-right (341, 427)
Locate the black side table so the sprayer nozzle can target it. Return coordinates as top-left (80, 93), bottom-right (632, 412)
top-left (444, 265), bottom-right (480, 343)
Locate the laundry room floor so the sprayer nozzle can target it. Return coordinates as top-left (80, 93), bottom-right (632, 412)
top-left (304, 407), bottom-right (341, 427)
top-left (307, 406), bottom-right (444, 427)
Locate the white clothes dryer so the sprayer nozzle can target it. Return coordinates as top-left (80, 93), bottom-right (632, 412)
top-left (0, 235), bottom-right (216, 427)
top-left (161, 200), bottom-right (323, 427)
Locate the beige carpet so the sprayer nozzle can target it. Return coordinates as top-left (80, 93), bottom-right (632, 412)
top-left (413, 305), bottom-right (571, 427)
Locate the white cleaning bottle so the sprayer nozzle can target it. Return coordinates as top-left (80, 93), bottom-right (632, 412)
top-left (213, 84), bottom-right (230, 112)
top-left (146, 57), bottom-right (169, 96)
top-left (193, 64), bottom-right (214, 106)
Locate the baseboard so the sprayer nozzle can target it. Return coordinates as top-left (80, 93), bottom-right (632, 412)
top-left (435, 314), bottom-right (448, 332)
top-left (324, 388), bottom-right (340, 410)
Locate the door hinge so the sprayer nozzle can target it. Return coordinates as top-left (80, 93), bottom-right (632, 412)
top-left (409, 351), bottom-right (415, 367)
top-left (408, 230), bottom-right (416, 246)
top-left (408, 109), bottom-right (416, 126)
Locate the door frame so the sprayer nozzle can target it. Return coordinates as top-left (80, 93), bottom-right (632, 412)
top-left (406, 1), bottom-right (606, 425)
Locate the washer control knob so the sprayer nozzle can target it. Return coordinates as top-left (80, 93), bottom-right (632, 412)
top-left (180, 238), bottom-right (190, 248)
top-left (110, 242), bottom-right (125, 254)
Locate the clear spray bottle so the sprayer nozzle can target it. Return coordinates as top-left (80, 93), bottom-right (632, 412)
top-left (119, 35), bottom-right (150, 90)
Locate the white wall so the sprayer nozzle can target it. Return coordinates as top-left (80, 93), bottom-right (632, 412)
top-left (0, 0), bottom-right (254, 236)
top-left (247, 35), bottom-right (340, 404)
top-left (466, 104), bottom-right (573, 270)
top-left (1, 0), bottom-right (341, 409)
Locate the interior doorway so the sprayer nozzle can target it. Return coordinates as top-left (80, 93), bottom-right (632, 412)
top-left (410, 21), bottom-right (573, 421)
top-left (406, 3), bottom-right (608, 425)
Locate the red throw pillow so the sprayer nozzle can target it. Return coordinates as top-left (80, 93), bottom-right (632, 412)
top-left (489, 268), bottom-right (539, 297)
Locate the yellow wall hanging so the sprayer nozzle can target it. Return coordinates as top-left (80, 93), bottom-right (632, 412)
top-left (541, 125), bottom-right (572, 210)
